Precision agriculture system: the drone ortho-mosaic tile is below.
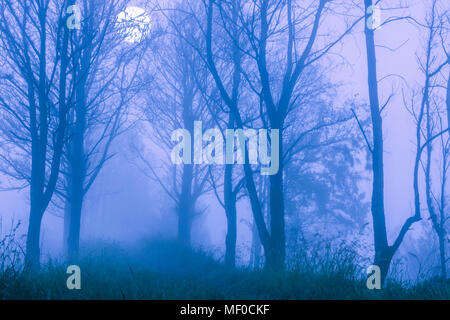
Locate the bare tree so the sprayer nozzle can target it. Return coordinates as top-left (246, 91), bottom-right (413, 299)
top-left (138, 13), bottom-right (211, 245)
top-left (59, 0), bottom-right (149, 261)
top-left (202, 0), bottom-right (361, 270)
top-left (0, 0), bottom-right (73, 268)
top-left (363, 0), bottom-right (449, 283)
top-left (419, 1), bottom-right (449, 280)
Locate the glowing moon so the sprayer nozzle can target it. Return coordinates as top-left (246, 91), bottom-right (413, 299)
top-left (117, 6), bottom-right (151, 43)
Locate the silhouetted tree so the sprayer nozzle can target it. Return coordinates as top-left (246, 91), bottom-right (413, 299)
top-left (417, 1), bottom-right (448, 280)
top-left (363, 0), bottom-right (449, 283)
top-left (59, 0), bottom-right (148, 261)
top-left (0, 0), bottom-right (73, 268)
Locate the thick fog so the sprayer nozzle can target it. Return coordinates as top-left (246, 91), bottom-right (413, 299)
top-left (0, 0), bottom-right (448, 285)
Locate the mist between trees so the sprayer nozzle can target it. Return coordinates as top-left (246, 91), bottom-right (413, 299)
top-left (0, 0), bottom-right (448, 293)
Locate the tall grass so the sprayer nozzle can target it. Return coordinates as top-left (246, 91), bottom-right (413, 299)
top-left (0, 232), bottom-right (448, 300)
top-left (0, 222), bottom-right (25, 290)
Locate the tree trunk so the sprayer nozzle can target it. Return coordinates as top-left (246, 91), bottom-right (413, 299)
top-left (268, 126), bottom-right (285, 271)
top-left (177, 77), bottom-right (195, 245)
top-left (67, 117), bottom-right (85, 260)
top-left (64, 20), bottom-right (97, 260)
top-left (63, 194), bottom-right (71, 257)
top-left (67, 185), bottom-right (83, 261)
top-left (66, 53), bottom-right (87, 261)
top-left (363, 0), bottom-right (391, 282)
top-left (439, 233), bottom-right (447, 280)
top-left (224, 163), bottom-right (237, 268)
top-left (424, 87), bottom-right (447, 281)
top-left (250, 221), bottom-right (262, 269)
top-left (224, 113), bottom-right (237, 268)
top-left (178, 162), bottom-right (193, 245)
top-left (443, 72), bottom-right (450, 280)
top-left (446, 72), bottom-right (450, 131)
top-left (25, 202), bottom-right (43, 269)
top-left (25, 133), bottom-right (46, 269)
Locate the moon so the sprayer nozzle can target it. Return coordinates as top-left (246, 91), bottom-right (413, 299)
top-left (117, 6), bottom-right (151, 43)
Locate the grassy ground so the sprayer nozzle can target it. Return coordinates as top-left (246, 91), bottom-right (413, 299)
top-left (0, 240), bottom-right (448, 300)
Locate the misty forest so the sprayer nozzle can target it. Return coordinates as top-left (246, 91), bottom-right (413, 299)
top-left (0, 0), bottom-right (449, 299)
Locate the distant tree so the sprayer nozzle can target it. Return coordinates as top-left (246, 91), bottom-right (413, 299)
top-left (284, 119), bottom-right (369, 242)
top-left (414, 0), bottom-right (449, 280)
top-left (138, 12), bottom-right (211, 246)
top-left (57, 0), bottom-right (149, 261)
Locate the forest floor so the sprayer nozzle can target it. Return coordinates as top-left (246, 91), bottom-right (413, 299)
top-left (0, 240), bottom-right (448, 300)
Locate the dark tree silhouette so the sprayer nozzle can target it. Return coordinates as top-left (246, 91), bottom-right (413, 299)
top-left (0, 0), bottom-right (73, 268)
top-left (363, 0), bottom-right (449, 283)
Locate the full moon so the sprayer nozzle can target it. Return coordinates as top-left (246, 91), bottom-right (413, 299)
top-left (117, 6), bottom-right (151, 43)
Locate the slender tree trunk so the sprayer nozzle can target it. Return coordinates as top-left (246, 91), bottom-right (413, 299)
top-left (178, 80), bottom-right (195, 245)
top-left (439, 233), bottom-right (447, 280)
top-left (224, 171), bottom-right (237, 268)
top-left (178, 162), bottom-right (193, 245)
top-left (26, 93), bottom-right (46, 268)
top-left (446, 72), bottom-right (450, 131)
top-left (363, 0), bottom-right (391, 282)
top-left (63, 193), bottom-right (71, 257)
top-left (250, 221), bottom-right (262, 269)
top-left (67, 184), bottom-right (83, 261)
top-left (224, 163), bottom-right (237, 268)
top-left (65, 20), bottom-right (96, 261)
top-left (224, 113), bottom-right (237, 268)
top-left (67, 74), bottom-right (86, 261)
top-left (223, 2), bottom-right (241, 268)
top-left (424, 81), bottom-right (447, 281)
